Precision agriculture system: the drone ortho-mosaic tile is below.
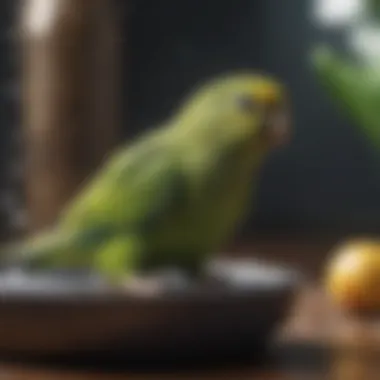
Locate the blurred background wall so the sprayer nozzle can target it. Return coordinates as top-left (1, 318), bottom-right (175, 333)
top-left (0, 0), bottom-right (379, 239)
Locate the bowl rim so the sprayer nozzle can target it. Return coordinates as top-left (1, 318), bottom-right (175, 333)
top-left (0, 258), bottom-right (303, 305)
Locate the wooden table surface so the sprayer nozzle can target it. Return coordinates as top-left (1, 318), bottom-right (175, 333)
top-left (1, 238), bottom-right (380, 379)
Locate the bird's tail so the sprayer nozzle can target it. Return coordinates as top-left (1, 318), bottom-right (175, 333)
top-left (0, 228), bottom-right (90, 269)
top-left (311, 45), bottom-right (380, 150)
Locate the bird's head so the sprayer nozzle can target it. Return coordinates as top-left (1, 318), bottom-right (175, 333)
top-left (176, 72), bottom-right (292, 150)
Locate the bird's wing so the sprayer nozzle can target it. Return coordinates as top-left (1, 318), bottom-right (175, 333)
top-left (59, 138), bottom-right (190, 234)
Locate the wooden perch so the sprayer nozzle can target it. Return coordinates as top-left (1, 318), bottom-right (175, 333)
top-left (20, 0), bottom-right (122, 233)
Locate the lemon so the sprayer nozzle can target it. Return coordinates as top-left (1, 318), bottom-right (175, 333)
top-left (325, 239), bottom-right (380, 312)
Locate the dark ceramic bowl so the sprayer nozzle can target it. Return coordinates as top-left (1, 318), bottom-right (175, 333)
top-left (0, 257), bottom-right (301, 368)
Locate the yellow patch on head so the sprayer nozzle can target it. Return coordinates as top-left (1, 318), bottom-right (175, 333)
top-left (251, 79), bottom-right (283, 105)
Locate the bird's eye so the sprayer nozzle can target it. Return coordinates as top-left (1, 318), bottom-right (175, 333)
top-left (235, 95), bottom-right (257, 112)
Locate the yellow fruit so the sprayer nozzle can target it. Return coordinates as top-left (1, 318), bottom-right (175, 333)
top-left (325, 239), bottom-right (380, 312)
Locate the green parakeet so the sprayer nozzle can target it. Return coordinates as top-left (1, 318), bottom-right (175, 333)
top-left (3, 72), bottom-right (291, 281)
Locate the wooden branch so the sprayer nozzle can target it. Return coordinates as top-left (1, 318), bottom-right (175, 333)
top-left (20, 0), bottom-right (122, 233)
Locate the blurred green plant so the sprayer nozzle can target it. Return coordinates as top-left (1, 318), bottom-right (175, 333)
top-left (311, 0), bottom-right (380, 150)
top-left (369, 0), bottom-right (380, 19)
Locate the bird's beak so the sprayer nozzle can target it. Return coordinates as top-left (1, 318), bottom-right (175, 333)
top-left (252, 80), bottom-right (292, 148)
top-left (262, 96), bottom-right (292, 148)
